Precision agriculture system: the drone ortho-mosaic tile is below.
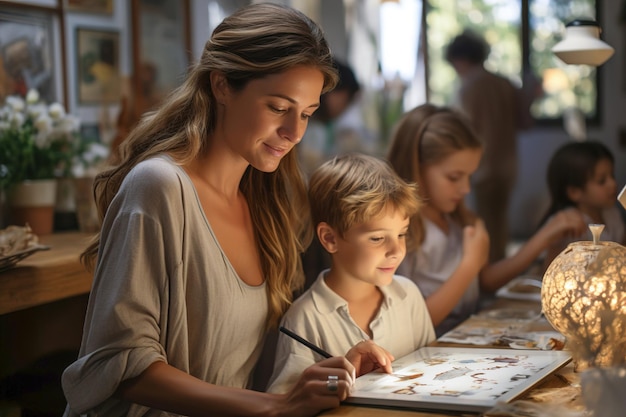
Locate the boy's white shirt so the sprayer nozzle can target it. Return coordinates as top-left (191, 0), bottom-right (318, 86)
top-left (267, 271), bottom-right (435, 394)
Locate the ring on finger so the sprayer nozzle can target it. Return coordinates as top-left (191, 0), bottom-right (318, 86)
top-left (326, 375), bottom-right (339, 392)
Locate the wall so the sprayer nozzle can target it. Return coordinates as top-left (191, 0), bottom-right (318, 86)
top-left (75, 0), bottom-right (626, 238)
top-left (7, 0), bottom-right (625, 238)
top-left (63, 0), bottom-right (131, 142)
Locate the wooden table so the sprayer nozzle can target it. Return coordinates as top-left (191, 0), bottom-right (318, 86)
top-left (0, 232), bottom-right (95, 315)
top-left (0, 234), bottom-right (582, 415)
top-left (0, 232), bottom-right (94, 378)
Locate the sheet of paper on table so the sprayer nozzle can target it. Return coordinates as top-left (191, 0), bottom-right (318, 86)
top-left (437, 310), bottom-right (565, 350)
top-left (495, 276), bottom-right (542, 302)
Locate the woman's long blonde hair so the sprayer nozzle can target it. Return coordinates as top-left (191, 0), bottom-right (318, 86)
top-left (386, 104), bottom-right (482, 250)
top-left (82, 3), bottom-right (338, 328)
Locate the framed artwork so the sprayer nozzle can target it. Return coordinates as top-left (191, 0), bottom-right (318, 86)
top-left (131, 0), bottom-right (191, 119)
top-left (346, 346), bottom-right (571, 413)
top-left (0, 7), bottom-right (62, 104)
top-left (76, 27), bottom-right (121, 104)
top-left (65, 0), bottom-right (113, 14)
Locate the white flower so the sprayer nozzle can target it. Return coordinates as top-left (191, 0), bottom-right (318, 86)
top-left (6, 96), bottom-right (25, 113)
top-left (25, 89), bottom-right (40, 105)
top-left (27, 103), bottom-right (47, 119)
top-left (48, 102), bottom-right (66, 119)
top-left (9, 112), bottom-right (25, 129)
top-left (34, 114), bottom-right (53, 136)
top-left (58, 114), bottom-right (80, 133)
top-left (85, 142), bottom-right (109, 161)
top-left (1, 90), bottom-right (112, 186)
top-left (72, 142), bottom-right (110, 177)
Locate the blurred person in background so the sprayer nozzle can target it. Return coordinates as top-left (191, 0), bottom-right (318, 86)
top-left (445, 29), bottom-right (539, 263)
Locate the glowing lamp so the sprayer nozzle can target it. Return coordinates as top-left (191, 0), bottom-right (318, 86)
top-left (541, 224), bottom-right (626, 368)
top-left (552, 19), bottom-right (614, 66)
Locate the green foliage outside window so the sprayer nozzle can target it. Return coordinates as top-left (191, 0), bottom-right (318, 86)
top-left (426, 0), bottom-right (598, 121)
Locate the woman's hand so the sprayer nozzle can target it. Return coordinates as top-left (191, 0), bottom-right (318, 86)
top-left (278, 356), bottom-right (355, 417)
top-left (345, 339), bottom-right (394, 376)
top-left (276, 342), bottom-right (394, 416)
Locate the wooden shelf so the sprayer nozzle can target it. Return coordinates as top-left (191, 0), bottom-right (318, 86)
top-left (0, 232), bottom-right (95, 315)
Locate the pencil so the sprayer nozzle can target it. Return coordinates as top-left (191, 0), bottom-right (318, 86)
top-left (279, 326), bottom-right (332, 358)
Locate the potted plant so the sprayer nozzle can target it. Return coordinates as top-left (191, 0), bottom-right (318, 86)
top-left (0, 89), bottom-right (80, 234)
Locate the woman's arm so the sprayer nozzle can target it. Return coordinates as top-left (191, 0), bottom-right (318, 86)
top-left (119, 358), bottom-right (356, 417)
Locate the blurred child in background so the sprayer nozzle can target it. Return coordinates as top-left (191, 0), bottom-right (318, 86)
top-left (540, 140), bottom-right (624, 269)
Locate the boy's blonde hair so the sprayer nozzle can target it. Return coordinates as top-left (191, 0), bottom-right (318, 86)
top-left (308, 153), bottom-right (421, 238)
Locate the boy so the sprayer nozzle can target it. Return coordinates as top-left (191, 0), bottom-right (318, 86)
top-left (267, 153), bottom-right (435, 393)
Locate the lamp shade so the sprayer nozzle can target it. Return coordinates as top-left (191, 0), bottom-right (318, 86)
top-left (541, 226), bottom-right (626, 368)
top-left (552, 19), bottom-right (614, 66)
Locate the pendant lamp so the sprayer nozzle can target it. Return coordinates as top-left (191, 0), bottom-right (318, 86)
top-left (552, 19), bottom-right (614, 66)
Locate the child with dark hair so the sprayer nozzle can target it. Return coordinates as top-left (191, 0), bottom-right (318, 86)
top-left (541, 140), bottom-right (625, 268)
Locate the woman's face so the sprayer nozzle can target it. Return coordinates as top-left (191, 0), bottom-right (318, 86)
top-left (218, 65), bottom-right (325, 172)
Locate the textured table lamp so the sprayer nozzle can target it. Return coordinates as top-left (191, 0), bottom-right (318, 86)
top-left (542, 224), bottom-right (626, 417)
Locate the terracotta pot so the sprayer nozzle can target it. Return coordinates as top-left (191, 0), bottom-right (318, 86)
top-left (9, 179), bottom-right (58, 235)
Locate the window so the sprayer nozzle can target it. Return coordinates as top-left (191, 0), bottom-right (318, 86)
top-left (425, 0), bottom-right (599, 122)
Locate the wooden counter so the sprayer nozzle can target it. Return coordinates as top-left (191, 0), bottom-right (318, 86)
top-left (0, 232), bottom-right (95, 315)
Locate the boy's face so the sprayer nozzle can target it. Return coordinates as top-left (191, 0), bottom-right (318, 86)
top-left (322, 206), bottom-right (410, 288)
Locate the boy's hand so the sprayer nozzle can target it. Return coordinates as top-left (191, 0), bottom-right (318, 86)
top-left (345, 339), bottom-right (395, 376)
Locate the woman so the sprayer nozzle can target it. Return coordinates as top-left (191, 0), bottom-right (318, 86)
top-left (62, 4), bottom-right (389, 416)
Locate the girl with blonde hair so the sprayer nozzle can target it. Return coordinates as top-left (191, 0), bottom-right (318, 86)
top-left (388, 104), bottom-right (585, 336)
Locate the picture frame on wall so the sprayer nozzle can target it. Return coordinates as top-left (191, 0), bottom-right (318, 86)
top-left (76, 27), bottom-right (121, 104)
top-left (65, 0), bottom-right (114, 14)
top-left (0, 7), bottom-right (61, 104)
top-left (131, 0), bottom-right (191, 120)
